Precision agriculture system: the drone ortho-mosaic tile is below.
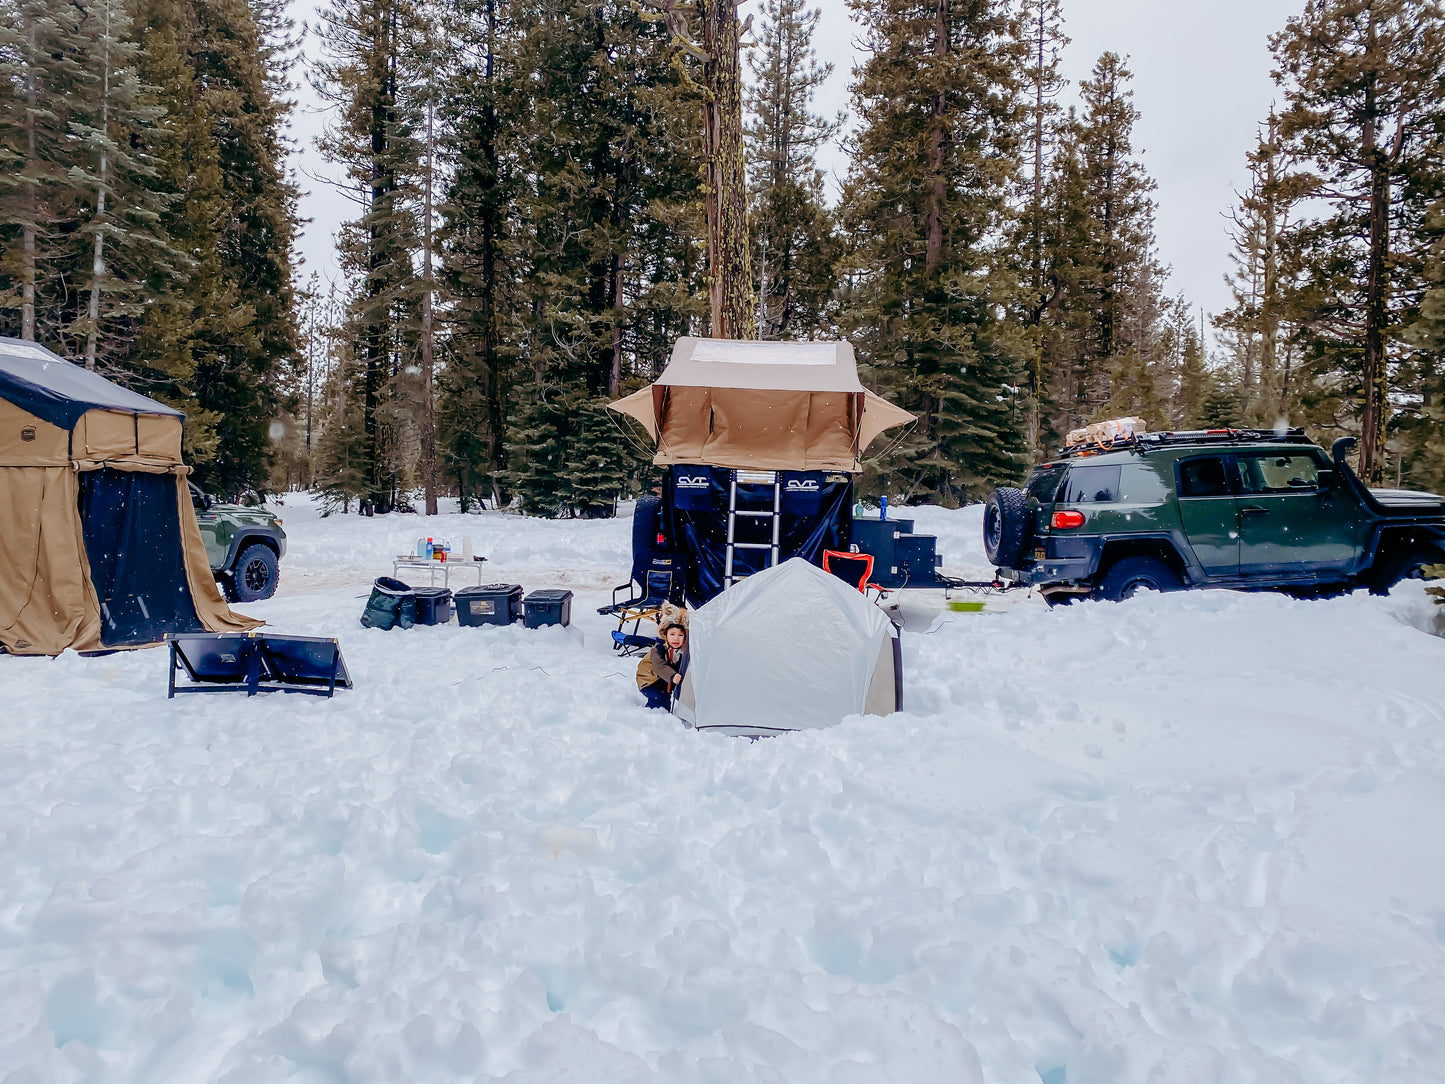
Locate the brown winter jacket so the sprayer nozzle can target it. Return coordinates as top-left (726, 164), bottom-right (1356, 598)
top-left (636, 643), bottom-right (686, 691)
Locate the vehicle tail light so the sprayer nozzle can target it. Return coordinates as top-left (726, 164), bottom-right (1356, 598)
top-left (657, 533), bottom-right (666, 546)
top-left (1051, 510), bottom-right (1086, 529)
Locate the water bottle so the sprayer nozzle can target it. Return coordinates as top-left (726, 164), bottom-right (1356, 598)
top-left (416, 537), bottom-right (427, 558)
top-left (425, 537), bottom-right (434, 560)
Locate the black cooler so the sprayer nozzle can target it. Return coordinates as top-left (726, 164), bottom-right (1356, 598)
top-left (456, 583), bottom-right (523, 627)
top-left (523, 589), bottom-right (573, 628)
top-left (413, 586), bottom-right (453, 625)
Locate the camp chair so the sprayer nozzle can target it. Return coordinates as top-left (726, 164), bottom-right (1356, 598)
top-left (822, 549), bottom-right (888, 602)
top-left (598, 564), bottom-right (683, 656)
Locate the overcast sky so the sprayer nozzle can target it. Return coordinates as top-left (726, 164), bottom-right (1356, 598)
top-left (286, 0), bottom-right (1306, 334)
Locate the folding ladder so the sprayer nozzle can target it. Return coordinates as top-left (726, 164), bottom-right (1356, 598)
top-left (724, 469), bottom-right (782, 588)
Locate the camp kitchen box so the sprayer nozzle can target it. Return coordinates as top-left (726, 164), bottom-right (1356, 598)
top-left (523, 589), bottom-right (573, 629)
top-left (456, 583), bottom-right (523, 627)
top-left (413, 586), bottom-right (453, 626)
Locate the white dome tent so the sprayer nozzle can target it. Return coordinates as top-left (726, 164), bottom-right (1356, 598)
top-left (673, 558), bottom-right (902, 737)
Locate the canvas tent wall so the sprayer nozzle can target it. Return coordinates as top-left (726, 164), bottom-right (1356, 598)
top-left (674, 559), bottom-right (901, 737)
top-left (610, 337), bottom-right (913, 472)
top-left (0, 337), bottom-right (260, 655)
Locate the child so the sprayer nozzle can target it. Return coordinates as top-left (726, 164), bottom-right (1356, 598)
top-left (636, 621), bottom-right (687, 710)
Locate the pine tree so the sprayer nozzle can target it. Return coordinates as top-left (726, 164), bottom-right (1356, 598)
top-left (439, 0), bottom-right (521, 506)
top-left (503, 0), bottom-right (701, 516)
top-left (745, 0), bottom-right (840, 340)
top-left (0, 0), bottom-right (87, 341)
top-left (1012, 0), bottom-right (1067, 447)
top-left (314, 0), bottom-right (426, 511)
top-left (839, 0), bottom-right (1029, 504)
top-left (1271, 0), bottom-right (1445, 481)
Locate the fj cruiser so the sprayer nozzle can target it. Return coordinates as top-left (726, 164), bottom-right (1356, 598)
top-left (984, 428), bottom-right (1445, 602)
top-left (189, 483), bottom-right (287, 602)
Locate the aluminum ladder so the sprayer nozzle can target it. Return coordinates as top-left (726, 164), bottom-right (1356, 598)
top-left (724, 469), bottom-right (782, 588)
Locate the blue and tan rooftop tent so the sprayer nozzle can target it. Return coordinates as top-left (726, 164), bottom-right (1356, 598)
top-left (0, 337), bottom-right (260, 655)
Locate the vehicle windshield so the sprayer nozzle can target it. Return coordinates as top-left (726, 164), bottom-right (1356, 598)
top-left (1025, 465), bottom-right (1066, 505)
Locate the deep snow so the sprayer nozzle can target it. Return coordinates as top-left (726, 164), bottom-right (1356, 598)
top-left (3, 497), bottom-right (1445, 1083)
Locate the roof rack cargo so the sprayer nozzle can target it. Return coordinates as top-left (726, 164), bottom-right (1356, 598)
top-left (1056, 427), bottom-right (1312, 459)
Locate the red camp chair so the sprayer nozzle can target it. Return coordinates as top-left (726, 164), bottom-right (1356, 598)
top-left (822, 550), bottom-right (887, 601)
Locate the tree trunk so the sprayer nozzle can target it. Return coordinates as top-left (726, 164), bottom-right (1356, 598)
top-left (1358, 35), bottom-right (1389, 484)
top-left (85, 0), bottom-right (113, 370)
top-left (924, 0), bottom-right (949, 277)
top-left (421, 95), bottom-right (438, 516)
top-left (700, 0), bottom-right (754, 339)
top-left (21, 11), bottom-right (37, 341)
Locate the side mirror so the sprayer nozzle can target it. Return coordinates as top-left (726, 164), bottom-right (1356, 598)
top-left (1316, 469), bottom-right (1335, 494)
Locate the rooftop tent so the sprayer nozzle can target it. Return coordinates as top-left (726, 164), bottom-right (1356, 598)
top-left (0, 337), bottom-right (260, 655)
top-left (609, 337), bottom-right (913, 472)
top-left (674, 558), bottom-right (902, 737)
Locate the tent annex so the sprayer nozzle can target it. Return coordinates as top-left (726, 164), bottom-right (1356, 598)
top-left (609, 337), bottom-right (913, 472)
top-left (674, 558), bottom-right (902, 737)
top-left (0, 337), bottom-right (260, 655)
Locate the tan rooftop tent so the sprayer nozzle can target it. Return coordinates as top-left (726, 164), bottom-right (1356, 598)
top-left (609, 337), bottom-right (913, 472)
top-left (0, 337), bottom-right (260, 655)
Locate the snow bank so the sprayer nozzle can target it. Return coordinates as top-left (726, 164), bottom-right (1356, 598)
top-left (3, 497), bottom-right (1444, 1083)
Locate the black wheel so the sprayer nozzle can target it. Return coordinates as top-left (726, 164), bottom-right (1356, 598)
top-left (230, 543), bottom-right (279, 602)
top-left (631, 495), bottom-right (663, 584)
top-left (1367, 543), bottom-right (1445, 596)
top-left (983, 487), bottom-right (1030, 567)
top-left (1095, 555), bottom-right (1182, 602)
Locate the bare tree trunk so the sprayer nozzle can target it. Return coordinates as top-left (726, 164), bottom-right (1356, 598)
top-left (700, 0), bottom-right (753, 339)
top-left (610, 252), bottom-right (624, 396)
top-left (924, 0), bottom-right (949, 276)
top-left (421, 95), bottom-right (438, 516)
top-left (21, 11), bottom-right (37, 340)
top-left (85, 0), bottom-right (113, 370)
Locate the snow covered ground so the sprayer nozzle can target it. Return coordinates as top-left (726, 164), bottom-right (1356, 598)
top-left (4, 496), bottom-right (1445, 1083)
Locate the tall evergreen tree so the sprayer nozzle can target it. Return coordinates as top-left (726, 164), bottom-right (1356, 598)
top-left (745, 0), bottom-right (840, 340)
top-left (839, 0), bottom-right (1029, 504)
top-left (314, 0), bottom-right (425, 510)
top-left (1270, 0), bottom-right (1445, 481)
top-left (503, 0), bottom-right (703, 516)
top-left (439, 0), bottom-right (521, 507)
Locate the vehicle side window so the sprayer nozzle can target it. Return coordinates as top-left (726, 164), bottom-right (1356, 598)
top-left (1235, 453), bottom-right (1320, 494)
top-left (1120, 463), bottom-right (1169, 502)
top-left (1025, 465), bottom-right (1066, 504)
top-left (1178, 456), bottom-right (1231, 498)
top-left (1061, 464), bottom-right (1121, 503)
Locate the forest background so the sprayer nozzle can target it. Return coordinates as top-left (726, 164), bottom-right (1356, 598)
top-left (4, 0), bottom-right (1445, 516)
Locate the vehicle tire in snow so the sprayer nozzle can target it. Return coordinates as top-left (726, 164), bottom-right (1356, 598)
top-left (983, 487), bottom-right (1030, 567)
top-left (1367, 542), bottom-right (1445, 596)
top-left (229, 543), bottom-right (279, 602)
top-left (631, 495), bottom-right (663, 585)
top-left (1095, 555), bottom-right (1182, 602)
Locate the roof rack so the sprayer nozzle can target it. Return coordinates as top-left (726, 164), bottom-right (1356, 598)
top-left (1056, 427), bottom-right (1313, 459)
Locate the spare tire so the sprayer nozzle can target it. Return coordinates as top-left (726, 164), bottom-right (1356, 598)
top-left (983, 486), bottom-right (1031, 568)
top-left (631, 494), bottom-right (663, 585)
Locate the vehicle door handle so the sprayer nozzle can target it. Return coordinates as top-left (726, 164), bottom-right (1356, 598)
top-left (1240, 505), bottom-right (1269, 516)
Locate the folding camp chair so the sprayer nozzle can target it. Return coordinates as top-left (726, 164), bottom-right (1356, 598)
top-left (822, 549), bottom-right (888, 602)
top-left (597, 564), bottom-right (684, 656)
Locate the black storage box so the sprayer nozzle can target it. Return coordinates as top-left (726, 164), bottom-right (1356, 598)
top-left (456, 583), bottom-right (523, 627)
top-left (523, 589), bottom-right (573, 629)
top-left (413, 586), bottom-right (453, 626)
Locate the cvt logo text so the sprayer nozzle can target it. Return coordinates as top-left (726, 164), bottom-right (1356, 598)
top-left (677, 476), bottom-right (710, 488)
top-left (785, 479), bottom-right (820, 492)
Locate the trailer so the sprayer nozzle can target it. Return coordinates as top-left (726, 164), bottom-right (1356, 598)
top-left (608, 337), bottom-right (973, 607)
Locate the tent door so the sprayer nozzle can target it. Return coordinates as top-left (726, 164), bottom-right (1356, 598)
top-left (724, 469), bottom-right (782, 589)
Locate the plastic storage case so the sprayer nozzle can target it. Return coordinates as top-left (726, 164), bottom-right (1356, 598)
top-left (412, 586), bottom-right (453, 626)
top-left (455, 583), bottom-right (523, 627)
top-left (523, 589), bottom-right (573, 629)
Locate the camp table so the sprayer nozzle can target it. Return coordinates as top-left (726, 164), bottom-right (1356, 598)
top-left (391, 555), bottom-right (486, 589)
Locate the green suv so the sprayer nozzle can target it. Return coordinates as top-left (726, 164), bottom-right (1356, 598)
top-left (984, 429), bottom-right (1445, 602)
top-left (189, 483), bottom-right (286, 602)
